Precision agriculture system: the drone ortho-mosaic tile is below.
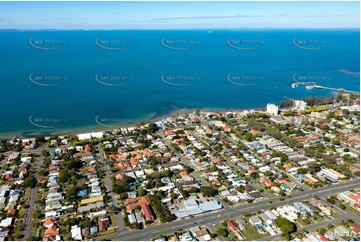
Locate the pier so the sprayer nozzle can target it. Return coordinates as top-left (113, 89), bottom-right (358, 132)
top-left (292, 82), bottom-right (359, 94)
top-left (312, 85), bottom-right (357, 93)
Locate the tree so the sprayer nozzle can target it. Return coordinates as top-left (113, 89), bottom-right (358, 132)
top-left (148, 194), bottom-right (176, 223)
top-left (178, 188), bottom-right (189, 198)
top-left (304, 147), bottom-right (316, 157)
top-left (80, 217), bottom-right (92, 228)
top-left (23, 175), bottom-right (37, 188)
top-left (275, 218), bottom-right (296, 234)
top-left (188, 186), bottom-right (200, 193)
top-left (35, 136), bottom-right (46, 143)
top-left (209, 165), bottom-right (217, 172)
top-left (161, 169), bottom-right (171, 178)
top-left (250, 172), bottom-right (258, 179)
top-left (113, 184), bottom-right (123, 194)
top-left (137, 187), bottom-right (146, 196)
top-left (195, 108), bottom-right (201, 116)
top-left (145, 220), bottom-right (153, 225)
top-left (264, 170), bottom-right (272, 177)
top-left (283, 233), bottom-right (291, 241)
top-left (42, 150), bottom-right (48, 157)
top-left (271, 151), bottom-right (290, 164)
top-left (146, 123), bottom-right (159, 134)
top-left (12, 230), bottom-right (23, 240)
top-left (297, 168), bottom-right (308, 174)
top-left (65, 186), bottom-right (78, 201)
top-left (200, 186), bottom-right (218, 197)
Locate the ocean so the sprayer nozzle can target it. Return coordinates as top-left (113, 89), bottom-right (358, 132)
top-left (0, 29), bottom-right (359, 138)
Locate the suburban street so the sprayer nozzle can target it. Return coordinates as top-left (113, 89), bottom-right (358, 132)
top-left (161, 132), bottom-right (228, 208)
top-left (106, 179), bottom-right (360, 241)
top-left (0, 119), bottom-right (359, 241)
top-left (23, 155), bottom-right (42, 240)
top-left (97, 145), bottom-right (127, 234)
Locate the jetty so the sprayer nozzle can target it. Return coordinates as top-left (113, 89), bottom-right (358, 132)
top-left (313, 85), bottom-right (357, 93)
top-left (292, 81), bottom-right (359, 94)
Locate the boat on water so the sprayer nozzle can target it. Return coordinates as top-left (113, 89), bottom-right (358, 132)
top-left (305, 85), bottom-right (314, 90)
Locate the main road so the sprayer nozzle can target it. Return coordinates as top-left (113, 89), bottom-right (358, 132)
top-left (106, 179), bottom-right (359, 241)
top-left (258, 213), bottom-right (357, 241)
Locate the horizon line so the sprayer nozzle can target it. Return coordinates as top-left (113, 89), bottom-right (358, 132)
top-left (1, 27), bottom-right (360, 31)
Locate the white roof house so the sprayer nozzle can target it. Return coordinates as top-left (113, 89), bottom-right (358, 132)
top-left (77, 133), bottom-right (92, 140)
top-left (249, 215), bottom-right (262, 226)
top-left (265, 210), bottom-right (278, 220)
top-left (0, 218), bottom-right (13, 227)
top-left (71, 225), bottom-right (82, 241)
top-left (128, 213), bottom-right (137, 224)
top-left (20, 157), bottom-right (32, 163)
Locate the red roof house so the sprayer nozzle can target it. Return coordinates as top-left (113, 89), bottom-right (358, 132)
top-left (226, 220), bottom-right (238, 232)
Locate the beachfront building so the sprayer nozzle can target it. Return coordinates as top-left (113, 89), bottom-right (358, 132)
top-left (294, 100), bottom-right (308, 111)
top-left (267, 104), bottom-right (279, 116)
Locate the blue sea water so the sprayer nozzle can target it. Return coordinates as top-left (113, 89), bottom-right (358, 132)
top-left (0, 29), bottom-right (359, 138)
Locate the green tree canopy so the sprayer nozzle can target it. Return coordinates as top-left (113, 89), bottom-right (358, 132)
top-left (200, 186), bottom-right (218, 197)
top-left (275, 217), bottom-right (296, 234)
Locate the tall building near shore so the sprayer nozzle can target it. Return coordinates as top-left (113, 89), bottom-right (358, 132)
top-left (267, 104), bottom-right (279, 116)
top-left (294, 100), bottom-right (308, 111)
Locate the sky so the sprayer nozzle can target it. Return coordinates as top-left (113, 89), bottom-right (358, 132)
top-left (0, 1), bottom-right (359, 29)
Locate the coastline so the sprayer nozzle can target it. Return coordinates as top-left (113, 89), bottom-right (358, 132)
top-left (0, 106), bottom-right (266, 140)
top-left (0, 92), bottom-right (348, 140)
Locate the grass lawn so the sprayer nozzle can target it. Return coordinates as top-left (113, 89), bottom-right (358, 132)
top-left (109, 213), bottom-right (117, 226)
top-left (242, 222), bottom-right (267, 240)
top-left (227, 230), bottom-right (239, 241)
top-left (345, 204), bottom-right (360, 216)
top-left (20, 188), bottom-right (31, 203)
top-left (32, 227), bottom-right (42, 238)
top-left (297, 219), bottom-right (311, 227)
top-left (18, 206), bottom-right (27, 218)
top-left (17, 189), bottom-right (31, 218)
top-left (94, 227), bottom-right (118, 240)
top-left (312, 213), bottom-right (325, 223)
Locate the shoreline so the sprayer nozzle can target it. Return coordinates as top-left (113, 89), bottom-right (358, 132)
top-left (0, 106), bottom-right (266, 140)
top-left (0, 91), bottom-right (347, 140)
